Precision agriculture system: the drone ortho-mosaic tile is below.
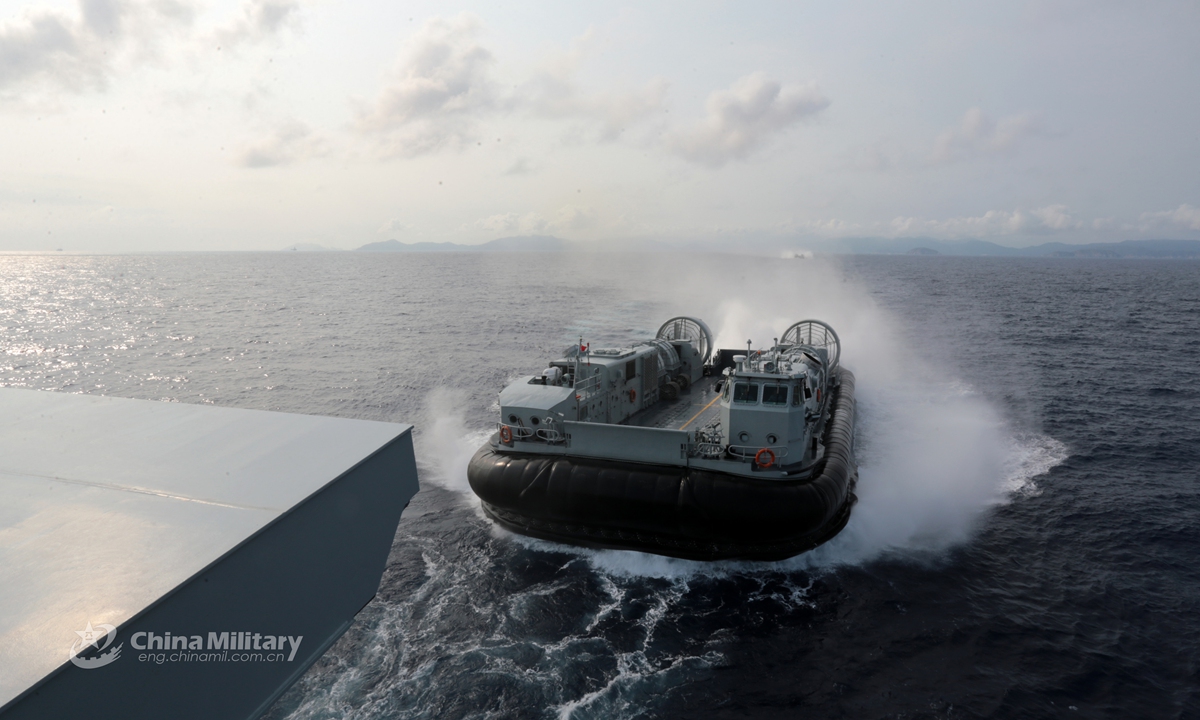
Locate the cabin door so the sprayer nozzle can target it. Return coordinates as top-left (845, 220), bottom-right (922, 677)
top-left (643, 354), bottom-right (658, 404)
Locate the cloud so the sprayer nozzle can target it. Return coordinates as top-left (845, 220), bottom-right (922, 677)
top-left (0, 0), bottom-right (297, 96)
top-left (519, 28), bottom-right (668, 142)
top-left (1031, 204), bottom-right (1080, 230)
top-left (353, 18), bottom-right (825, 167)
top-left (214, 0), bottom-right (300, 48)
top-left (846, 138), bottom-right (901, 172)
top-left (930, 107), bottom-right (1041, 164)
top-left (475, 205), bottom-right (595, 236)
top-left (503, 158), bottom-right (533, 176)
top-left (355, 13), bottom-right (497, 157)
top-left (1140, 204), bottom-right (1200, 232)
top-left (476, 212), bottom-right (545, 235)
top-left (0, 12), bottom-right (87, 90)
top-left (890, 207), bottom-right (1080, 237)
top-left (0, 0), bottom-right (188, 92)
top-left (769, 217), bottom-right (868, 237)
top-left (377, 218), bottom-right (411, 234)
top-left (665, 72), bottom-right (829, 167)
top-left (552, 204), bottom-right (595, 231)
top-left (236, 120), bottom-right (327, 167)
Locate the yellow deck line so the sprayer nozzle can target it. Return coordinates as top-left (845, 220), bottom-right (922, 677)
top-left (679, 393), bottom-right (723, 430)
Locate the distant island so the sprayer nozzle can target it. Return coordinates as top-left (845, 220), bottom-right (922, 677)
top-left (281, 236), bottom-right (1200, 259)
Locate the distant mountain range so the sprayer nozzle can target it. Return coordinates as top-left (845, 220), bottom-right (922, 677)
top-left (283, 236), bottom-right (1200, 259)
top-left (824, 237), bottom-right (1200, 258)
top-left (354, 236), bottom-right (569, 253)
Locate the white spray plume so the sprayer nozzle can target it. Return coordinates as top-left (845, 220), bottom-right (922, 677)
top-left (662, 255), bottom-right (1064, 568)
top-left (416, 386), bottom-right (491, 495)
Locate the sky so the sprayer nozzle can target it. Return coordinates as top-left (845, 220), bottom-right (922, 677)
top-left (1, 0), bottom-right (1198, 251)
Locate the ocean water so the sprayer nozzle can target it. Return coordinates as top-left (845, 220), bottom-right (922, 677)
top-left (2, 252), bottom-right (1197, 718)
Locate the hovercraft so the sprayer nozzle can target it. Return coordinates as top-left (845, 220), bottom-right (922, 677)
top-left (467, 317), bottom-right (857, 561)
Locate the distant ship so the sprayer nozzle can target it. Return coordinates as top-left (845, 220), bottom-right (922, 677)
top-left (468, 317), bottom-right (857, 561)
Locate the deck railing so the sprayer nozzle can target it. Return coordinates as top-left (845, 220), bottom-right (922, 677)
top-left (572, 367), bottom-right (603, 402)
top-left (725, 444), bottom-right (790, 462)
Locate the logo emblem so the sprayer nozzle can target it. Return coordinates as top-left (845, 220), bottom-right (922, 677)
top-left (70, 622), bottom-right (122, 669)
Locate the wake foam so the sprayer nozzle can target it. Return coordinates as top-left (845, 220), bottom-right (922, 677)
top-left (271, 526), bottom-right (723, 720)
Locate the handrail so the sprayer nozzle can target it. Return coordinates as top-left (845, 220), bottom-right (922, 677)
top-left (573, 372), bottom-right (602, 401)
top-left (535, 428), bottom-right (566, 444)
top-left (496, 422), bottom-right (535, 440)
top-left (496, 422), bottom-right (567, 445)
top-left (725, 444), bottom-right (790, 460)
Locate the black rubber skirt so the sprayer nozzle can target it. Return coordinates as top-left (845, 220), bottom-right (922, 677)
top-left (468, 371), bottom-right (858, 561)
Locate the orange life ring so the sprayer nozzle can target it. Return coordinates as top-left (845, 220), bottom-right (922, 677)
top-left (754, 448), bottom-right (776, 468)
top-left (629, 388), bottom-right (637, 402)
top-left (499, 425), bottom-right (513, 444)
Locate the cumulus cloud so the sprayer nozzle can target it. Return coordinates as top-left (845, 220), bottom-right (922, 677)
top-left (930, 107), bottom-right (1040, 164)
top-left (665, 72), bottom-right (829, 167)
top-left (236, 120), bottom-right (327, 167)
top-left (476, 212), bottom-right (545, 235)
top-left (475, 205), bottom-right (596, 236)
top-left (519, 28), bottom-right (669, 141)
top-left (0, 0), bottom-right (298, 95)
top-left (1031, 204), bottom-right (1080, 230)
top-left (551, 204), bottom-right (596, 231)
top-left (355, 13), bottom-right (497, 157)
top-left (0, 0), bottom-right (192, 92)
top-left (353, 17), bottom-right (829, 167)
top-left (214, 0), bottom-right (300, 48)
top-left (771, 215), bottom-right (871, 236)
top-left (1140, 204), bottom-right (1200, 231)
top-left (890, 206), bottom-right (1083, 237)
top-left (377, 218), bottom-right (411, 234)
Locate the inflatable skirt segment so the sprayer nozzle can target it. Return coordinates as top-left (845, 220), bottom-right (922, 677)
top-left (468, 371), bottom-right (858, 561)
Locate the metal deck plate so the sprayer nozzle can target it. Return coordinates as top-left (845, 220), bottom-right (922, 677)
top-left (624, 381), bottom-right (723, 431)
top-left (0, 389), bottom-right (411, 709)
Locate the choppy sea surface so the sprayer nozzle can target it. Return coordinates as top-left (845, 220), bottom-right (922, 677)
top-left (2, 252), bottom-right (1197, 719)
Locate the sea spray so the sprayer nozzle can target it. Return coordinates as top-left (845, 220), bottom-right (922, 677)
top-left (658, 255), bottom-right (1064, 567)
top-left (415, 386), bottom-right (491, 495)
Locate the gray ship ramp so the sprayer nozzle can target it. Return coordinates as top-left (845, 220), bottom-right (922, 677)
top-left (0, 389), bottom-right (419, 719)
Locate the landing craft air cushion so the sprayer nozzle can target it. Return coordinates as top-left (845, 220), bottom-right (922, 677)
top-left (468, 317), bottom-right (858, 560)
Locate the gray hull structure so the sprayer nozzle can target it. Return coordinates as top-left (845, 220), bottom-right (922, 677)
top-left (0, 390), bottom-right (419, 720)
top-left (468, 318), bottom-right (857, 561)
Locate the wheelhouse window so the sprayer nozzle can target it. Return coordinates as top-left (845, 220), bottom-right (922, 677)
top-left (792, 383), bottom-right (803, 406)
top-left (733, 382), bottom-right (759, 403)
top-left (762, 384), bottom-right (788, 406)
